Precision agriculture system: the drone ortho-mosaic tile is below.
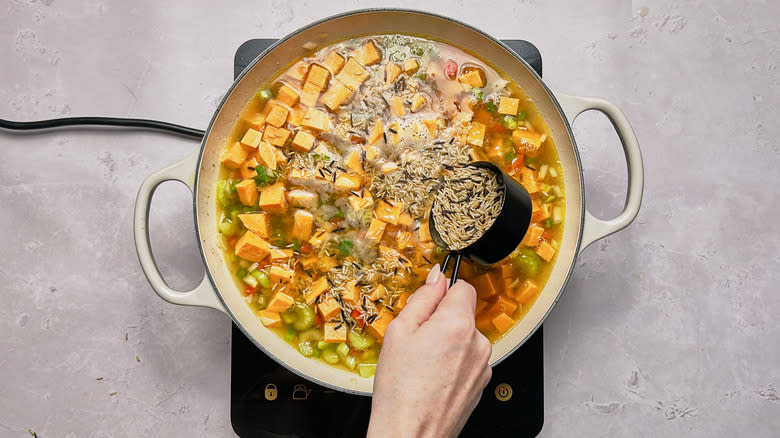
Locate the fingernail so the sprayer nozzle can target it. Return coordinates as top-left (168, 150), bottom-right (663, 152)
top-left (426, 264), bottom-right (441, 285)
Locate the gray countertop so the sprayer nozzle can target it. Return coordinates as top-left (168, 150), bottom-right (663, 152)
top-left (1, 1), bottom-right (778, 437)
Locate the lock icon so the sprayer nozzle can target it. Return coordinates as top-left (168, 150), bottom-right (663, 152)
top-left (264, 384), bottom-right (278, 401)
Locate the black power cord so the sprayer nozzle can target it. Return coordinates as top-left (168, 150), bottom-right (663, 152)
top-left (0, 117), bottom-right (205, 140)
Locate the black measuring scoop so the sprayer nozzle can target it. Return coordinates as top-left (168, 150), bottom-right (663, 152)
top-left (429, 161), bottom-right (533, 286)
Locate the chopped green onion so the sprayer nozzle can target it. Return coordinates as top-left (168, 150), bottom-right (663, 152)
top-left (544, 218), bottom-right (553, 228)
top-left (229, 181), bottom-right (238, 193)
top-left (516, 111), bottom-right (527, 121)
top-left (290, 239), bottom-right (301, 251)
top-left (236, 268), bottom-right (248, 280)
top-left (254, 166), bottom-right (276, 187)
top-left (543, 195), bottom-right (556, 204)
top-left (216, 181), bottom-right (234, 206)
top-left (417, 72), bottom-right (427, 81)
top-left (321, 348), bottom-right (339, 364)
top-left (526, 157), bottom-right (537, 165)
top-left (333, 208), bottom-right (345, 219)
top-left (412, 46), bottom-right (424, 56)
top-left (338, 239), bottom-right (354, 255)
top-left (243, 274), bottom-right (259, 288)
top-left (312, 153), bottom-right (330, 162)
top-left (298, 341), bottom-right (315, 357)
top-left (358, 363), bottom-right (376, 378)
top-left (251, 270), bottom-right (271, 288)
top-left (553, 206), bottom-right (563, 224)
top-left (548, 167), bottom-right (559, 178)
top-left (336, 342), bottom-right (350, 357)
top-left (218, 220), bottom-right (236, 236)
top-left (284, 326), bottom-right (296, 342)
top-left (471, 88), bottom-right (484, 101)
top-left (485, 101), bottom-right (498, 113)
top-left (256, 294), bottom-right (268, 310)
top-left (505, 149), bottom-right (516, 164)
top-left (538, 164), bottom-right (549, 180)
top-left (257, 88), bottom-right (273, 101)
top-left (502, 115), bottom-right (518, 130)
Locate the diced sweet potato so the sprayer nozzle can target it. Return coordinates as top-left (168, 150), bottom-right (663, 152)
top-left (291, 130), bottom-right (316, 152)
top-left (536, 240), bottom-right (556, 262)
top-left (245, 113), bottom-right (266, 131)
top-left (348, 191), bottom-right (373, 211)
top-left (390, 95), bottom-right (405, 117)
top-left (475, 312), bottom-right (494, 334)
top-left (522, 224), bottom-right (545, 247)
top-left (417, 221), bottom-right (433, 243)
top-left (351, 40), bottom-right (381, 66)
top-left (336, 58), bottom-right (369, 90)
top-left (256, 141), bottom-right (278, 170)
top-left (491, 312), bottom-right (515, 334)
top-left (531, 201), bottom-right (551, 222)
top-left (300, 81), bottom-right (321, 107)
top-left (238, 213), bottom-right (269, 238)
top-left (490, 295), bottom-right (518, 316)
top-left (367, 118), bottom-right (384, 145)
top-left (270, 248), bottom-right (293, 261)
top-left (289, 104), bottom-right (307, 125)
top-left (396, 230), bottom-right (414, 250)
top-left (235, 179), bottom-right (258, 206)
top-left (305, 276), bottom-right (329, 305)
top-left (265, 104), bottom-right (289, 128)
top-left (306, 64), bottom-right (331, 89)
top-left (475, 299), bottom-right (489, 316)
top-left (309, 228), bottom-right (330, 248)
top-left (375, 201), bottom-right (401, 225)
top-left (317, 296), bottom-right (341, 321)
top-left (340, 281), bottom-right (360, 306)
top-left (458, 68), bottom-right (486, 88)
top-left (345, 149), bottom-right (363, 174)
top-left (385, 62), bottom-right (402, 84)
top-left (258, 310), bottom-right (282, 327)
top-left (394, 292), bottom-right (410, 313)
top-left (322, 51), bottom-right (345, 74)
top-left (323, 322), bottom-right (348, 343)
top-left (268, 265), bottom-right (294, 284)
top-left (410, 93), bottom-right (427, 113)
top-left (520, 167), bottom-right (539, 193)
top-left (334, 173), bottom-right (361, 191)
top-left (365, 144), bottom-right (378, 161)
top-left (287, 189), bottom-right (318, 209)
top-left (235, 231), bottom-right (270, 263)
top-left (398, 212), bottom-right (413, 227)
top-left (319, 81), bottom-right (353, 111)
top-left (239, 157), bottom-right (259, 180)
top-left (286, 60), bottom-right (309, 82)
top-left (220, 141), bottom-right (248, 169)
top-left (515, 280), bottom-right (539, 304)
top-left (512, 128), bottom-right (543, 155)
top-left (301, 108), bottom-right (331, 132)
top-left (366, 308), bottom-right (394, 342)
top-left (266, 290), bottom-right (295, 313)
top-left (471, 271), bottom-right (503, 300)
top-left (276, 83), bottom-right (300, 107)
top-left (402, 58), bottom-right (419, 74)
top-left (365, 218), bottom-right (387, 242)
top-left (467, 121), bottom-right (486, 147)
top-left (259, 183), bottom-right (287, 212)
top-left (368, 284), bottom-right (387, 302)
top-left (240, 128), bottom-right (263, 149)
top-left (498, 97), bottom-right (520, 115)
top-left (262, 125), bottom-right (291, 147)
top-left (292, 209), bottom-right (314, 241)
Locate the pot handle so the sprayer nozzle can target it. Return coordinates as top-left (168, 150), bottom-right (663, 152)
top-left (553, 91), bottom-right (644, 253)
top-left (133, 150), bottom-right (227, 314)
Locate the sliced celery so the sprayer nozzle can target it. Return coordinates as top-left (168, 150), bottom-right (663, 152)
top-left (358, 363), bottom-right (376, 378)
top-left (284, 326), bottom-right (296, 342)
top-left (292, 303), bottom-right (315, 331)
top-left (348, 330), bottom-right (376, 351)
top-left (281, 310), bottom-right (297, 325)
top-left (243, 274), bottom-right (258, 288)
top-left (342, 355), bottom-right (357, 370)
top-left (321, 348), bottom-right (339, 364)
top-left (251, 270), bottom-right (271, 289)
top-left (336, 342), bottom-right (350, 358)
top-left (298, 328), bottom-right (323, 344)
top-left (316, 340), bottom-right (329, 351)
top-left (298, 341), bottom-right (315, 357)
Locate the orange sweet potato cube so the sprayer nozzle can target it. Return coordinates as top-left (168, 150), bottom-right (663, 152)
top-left (375, 201), bottom-right (401, 225)
top-left (245, 112), bottom-right (266, 131)
top-left (286, 60), bottom-right (309, 82)
top-left (471, 271), bottom-right (503, 300)
top-left (322, 51), bottom-right (345, 74)
top-left (238, 213), bottom-right (269, 238)
top-left (351, 40), bottom-right (382, 66)
top-left (319, 81), bottom-right (353, 111)
top-left (367, 118), bottom-right (384, 145)
top-left (402, 58), bottom-right (419, 74)
top-left (306, 64), bottom-right (331, 89)
top-left (340, 281), bottom-right (360, 306)
top-left (258, 310), bottom-right (282, 327)
top-left (299, 81), bottom-right (321, 107)
top-left (240, 128), bottom-right (263, 149)
top-left (417, 221), bottom-right (433, 243)
top-left (385, 62), bottom-right (402, 84)
top-left (516, 280), bottom-right (539, 304)
top-left (220, 141), bottom-right (248, 169)
top-left (276, 83), bottom-right (300, 106)
top-left (262, 125), bottom-right (291, 147)
top-left (521, 224), bottom-right (545, 247)
top-left (235, 179), bottom-right (258, 206)
top-left (535, 240), bottom-right (556, 262)
top-left (291, 130), bottom-right (316, 152)
top-left (334, 173), bottom-right (361, 191)
top-left (301, 108), bottom-right (331, 132)
top-left (239, 157), bottom-right (259, 180)
top-left (305, 276), bottom-right (329, 305)
top-left (365, 218), bottom-right (387, 242)
top-left (317, 296), bottom-right (341, 321)
top-left (234, 231), bottom-right (271, 263)
top-left (458, 68), bottom-right (486, 88)
top-left (366, 308), bottom-right (394, 342)
top-left (490, 295), bottom-right (518, 316)
top-left (256, 141), bottom-right (278, 170)
top-left (498, 97), bottom-right (520, 115)
top-left (390, 95), bottom-right (405, 117)
top-left (266, 290), bottom-right (295, 313)
top-left (367, 284), bottom-right (387, 302)
top-left (394, 292), bottom-right (410, 313)
top-left (491, 312), bottom-right (515, 334)
top-left (323, 322), bottom-right (348, 343)
top-left (336, 57), bottom-right (369, 90)
top-left (289, 104), bottom-right (307, 125)
top-left (475, 299), bottom-right (489, 316)
top-left (467, 121), bottom-right (486, 147)
top-left (270, 248), bottom-right (294, 261)
top-left (292, 210), bottom-right (314, 241)
top-left (265, 104), bottom-right (289, 128)
top-left (259, 183), bottom-right (287, 212)
top-left (268, 265), bottom-right (294, 284)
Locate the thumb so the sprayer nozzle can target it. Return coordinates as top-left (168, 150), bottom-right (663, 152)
top-left (395, 264), bottom-right (447, 328)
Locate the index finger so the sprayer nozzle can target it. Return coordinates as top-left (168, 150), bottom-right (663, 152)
top-left (433, 279), bottom-right (477, 316)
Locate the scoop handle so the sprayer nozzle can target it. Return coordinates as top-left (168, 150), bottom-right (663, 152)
top-left (554, 91), bottom-right (644, 254)
top-left (133, 150), bottom-right (227, 314)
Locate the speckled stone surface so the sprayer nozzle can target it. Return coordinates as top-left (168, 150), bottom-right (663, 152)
top-left (1, 1), bottom-right (778, 437)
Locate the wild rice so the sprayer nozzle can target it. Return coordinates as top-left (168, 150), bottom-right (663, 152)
top-left (431, 165), bottom-right (505, 250)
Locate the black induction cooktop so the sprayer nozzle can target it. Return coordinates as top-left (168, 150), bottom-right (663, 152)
top-left (231, 38), bottom-right (544, 438)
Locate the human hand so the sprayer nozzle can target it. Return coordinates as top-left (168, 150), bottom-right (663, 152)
top-left (366, 265), bottom-right (492, 438)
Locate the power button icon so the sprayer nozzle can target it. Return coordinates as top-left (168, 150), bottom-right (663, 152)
top-left (495, 383), bottom-right (512, 402)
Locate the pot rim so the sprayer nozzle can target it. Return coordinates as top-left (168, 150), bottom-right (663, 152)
top-left (191, 8), bottom-right (586, 395)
